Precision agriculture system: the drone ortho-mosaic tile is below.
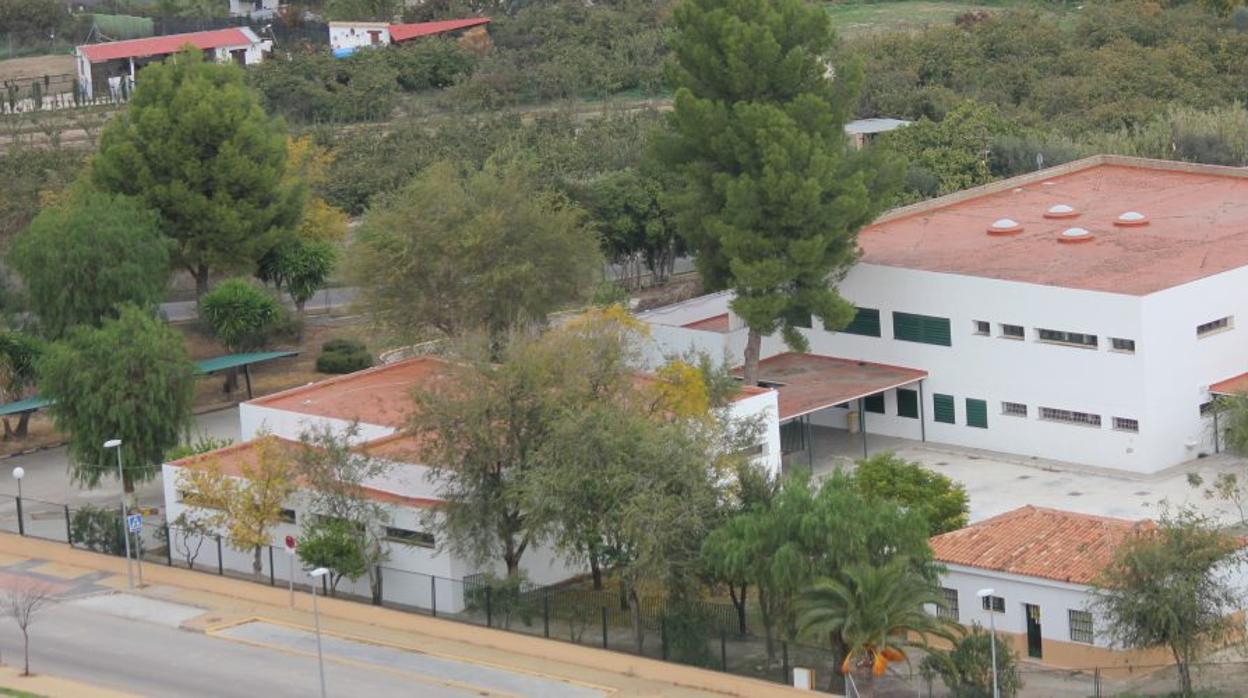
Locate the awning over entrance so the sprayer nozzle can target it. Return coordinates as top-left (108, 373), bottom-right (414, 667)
top-left (742, 352), bottom-right (929, 421)
top-left (1210, 371), bottom-right (1248, 396)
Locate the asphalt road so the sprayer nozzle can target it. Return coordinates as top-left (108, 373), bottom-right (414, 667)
top-left (160, 287), bottom-right (358, 323)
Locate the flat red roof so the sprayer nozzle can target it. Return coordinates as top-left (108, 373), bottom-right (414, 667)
top-left (861, 156), bottom-right (1248, 295)
top-left (78, 28), bottom-right (256, 63)
top-left (1211, 371), bottom-right (1248, 396)
top-left (388, 18), bottom-right (490, 42)
top-left (682, 314), bottom-right (729, 333)
top-left (738, 352), bottom-right (926, 421)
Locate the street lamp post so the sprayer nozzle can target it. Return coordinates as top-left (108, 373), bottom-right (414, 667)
top-left (977, 588), bottom-right (1000, 698)
top-left (104, 439), bottom-right (133, 589)
top-left (12, 467), bottom-right (24, 536)
top-left (309, 567), bottom-right (329, 698)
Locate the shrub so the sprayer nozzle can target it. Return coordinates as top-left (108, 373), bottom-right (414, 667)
top-left (387, 38), bottom-right (476, 91)
top-left (316, 339), bottom-right (373, 374)
top-left (199, 279), bottom-right (283, 352)
top-left (69, 505), bottom-right (124, 555)
top-left (921, 624), bottom-right (1023, 698)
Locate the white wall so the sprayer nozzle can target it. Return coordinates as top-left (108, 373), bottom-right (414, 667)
top-left (328, 22), bottom-right (391, 52)
top-left (239, 403), bottom-right (395, 443)
top-left (727, 388), bottom-right (783, 476)
top-left (937, 564), bottom-right (1107, 648)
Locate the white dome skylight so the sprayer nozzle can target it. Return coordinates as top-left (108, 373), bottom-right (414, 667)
top-left (1058, 227), bottom-right (1094, 243)
top-left (1044, 204), bottom-right (1078, 219)
top-left (1114, 211), bottom-right (1148, 226)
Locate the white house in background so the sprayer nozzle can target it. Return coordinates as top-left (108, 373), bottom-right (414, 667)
top-left (639, 155), bottom-right (1248, 474)
top-left (162, 354), bottom-right (781, 607)
top-left (843, 117), bottom-right (910, 150)
top-left (228, 0), bottom-right (280, 18)
top-left (926, 505), bottom-right (1238, 670)
top-left (75, 28), bottom-right (271, 98)
top-left (328, 18), bottom-right (491, 57)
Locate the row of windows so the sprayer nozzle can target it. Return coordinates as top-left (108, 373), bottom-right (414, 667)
top-left (172, 494), bottom-right (437, 548)
top-left (876, 395), bottom-right (1140, 434)
top-left (1033, 406), bottom-right (1140, 433)
top-left (932, 394), bottom-right (988, 429)
top-left (939, 588), bottom-right (1094, 644)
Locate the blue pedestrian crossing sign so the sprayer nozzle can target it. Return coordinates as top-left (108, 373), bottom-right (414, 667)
top-left (126, 514), bottom-right (142, 533)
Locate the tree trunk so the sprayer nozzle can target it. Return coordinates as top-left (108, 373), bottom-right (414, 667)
top-left (728, 582), bottom-right (748, 636)
top-left (22, 630), bottom-right (28, 676)
top-left (759, 588), bottom-right (776, 664)
top-left (589, 555), bottom-right (603, 590)
top-left (828, 635), bottom-right (849, 695)
top-left (252, 546), bottom-right (263, 579)
top-left (743, 328), bottom-right (763, 386)
top-left (14, 411), bottom-right (30, 438)
top-left (2, 417), bottom-right (10, 441)
top-left (194, 266), bottom-right (211, 298)
top-left (223, 368), bottom-right (239, 395)
top-left (504, 552), bottom-right (520, 578)
top-left (1171, 645), bottom-right (1193, 697)
top-left (295, 297), bottom-right (307, 316)
top-left (628, 586), bottom-right (644, 654)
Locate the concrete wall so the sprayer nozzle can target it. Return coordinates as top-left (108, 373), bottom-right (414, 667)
top-left (328, 22), bottom-right (391, 53)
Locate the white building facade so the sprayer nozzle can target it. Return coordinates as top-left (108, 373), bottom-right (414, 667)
top-left (639, 156), bottom-right (1248, 474)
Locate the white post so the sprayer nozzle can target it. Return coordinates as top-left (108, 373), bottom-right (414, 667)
top-left (108, 440), bottom-right (133, 589)
top-left (288, 550), bottom-right (295, 608)
top-left (978, 588), bottom-right (1000, 698)
top-left (310, 567), bottom-right (328, 698)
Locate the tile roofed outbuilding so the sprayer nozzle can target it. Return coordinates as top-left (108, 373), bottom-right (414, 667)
top-left (78, 28), bottom-right (258, 62)
top-left (929, 506), bottom-right (1152, 585)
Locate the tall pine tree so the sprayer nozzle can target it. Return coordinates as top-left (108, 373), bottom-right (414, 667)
top-left (656, 0), bottom-right (901, 382)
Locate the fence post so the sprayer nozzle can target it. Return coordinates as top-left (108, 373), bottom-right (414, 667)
top-left (660, 615), bottom-right (668, 661)
top-left (1094, 667), bottom-right (1102, 698)
top-left (601, 607), bottom-right (608, 649)
top-left (720, 630), bottom-right (727, 672)
top-left (430, 576), bottom-right (437, 617)
top-left (164, 524), bottom-right (172, 566)
top-left (542, 592), bottom-right (550, 639)
top-left (269, 547), bottom-right (275, 586)
top-left (216, 535), bottom-right (224, 575)
top-left (782, 641), bottom-right (790, 685)
top-left (485, 586), bottom-right (492, 628)
top-left (63, 505), bottom-right (71, 544)
top-left (15, 495), bottom-right (23, 536)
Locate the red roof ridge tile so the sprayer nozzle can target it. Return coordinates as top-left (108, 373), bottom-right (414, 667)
top-left (247, 355), bottom-right (452, 408)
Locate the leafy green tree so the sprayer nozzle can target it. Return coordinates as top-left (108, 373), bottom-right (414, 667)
top-left (324, 0), bottom-right (401, 21)
top-left (9, 191), bottom-right (170, 339)
top-left (0, 332), bottom-right (44, 440)
top-left (349, 159), bottom-right (601, 345)
top-left (39, 305), bottom-right (195, 490)
top-left (581, 169), bottom-right (681, 288)
top-left (1092, 508), bottom-right (1245, 697)
top-left (921, 624), bottom-right (1023, 698)
top-left (878, 102), bottom-right (1014, 199)
top-left (257, 240), bottom-right (337, 316)
top-left (297, 518), bottom-right (369, 596)
top-left (657, 0), bottom-right (901, 383)
top-left (799, 557), bottom-right (956, 697)
top-left (199, 279), bottom-right (283, 353)
top-left (851, 452), bottom-right (969, 535)
top-left (92, 50), bottom-right (305, 297)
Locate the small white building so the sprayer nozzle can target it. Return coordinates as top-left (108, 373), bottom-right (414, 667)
top-left (76, 28), bottom-right (271, 98)
top-left (329, 18), bottom-right (490, 57)
top-left (162, 354), bottom-right (781, 607)
top-left (929, 506), bottom-right (1195, 670)
top-left (844, 117), bottom-right (910, 150)
top-left (639, 156), bottom-right (1248, 474)
top-left (228, 0), bottom-right (280, 18)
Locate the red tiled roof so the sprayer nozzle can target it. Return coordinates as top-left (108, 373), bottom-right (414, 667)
top-left (860, 156), bottom-right (1248, 295)
top-left (78, 28), bottom-right (256, 63)
top-left (929, 506), bottom-right (1152, 585)
top-left (1211, 371), bottom-right (1248, 396)
top-left (682, 314), bottom-right (730, 333)
top-left (736, 352), bottom-right (925, 421)
top-left (388, 18), bottom-right (490, 42)
top-left (168, 436), bottom-right (440, 509)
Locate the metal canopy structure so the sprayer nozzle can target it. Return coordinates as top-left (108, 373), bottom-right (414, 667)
top-left (0, 350), bottom-right (299, 415)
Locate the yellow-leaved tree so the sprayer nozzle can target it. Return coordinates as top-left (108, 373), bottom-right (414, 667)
top-left (178, 434), bottom-right (298, 579)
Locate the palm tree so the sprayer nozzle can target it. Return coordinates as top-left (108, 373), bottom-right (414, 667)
top-left (797, 557), bottom-right (958, 697)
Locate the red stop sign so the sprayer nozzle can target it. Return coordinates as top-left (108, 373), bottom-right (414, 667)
top-left (284, 535), bottom-right (297, 552)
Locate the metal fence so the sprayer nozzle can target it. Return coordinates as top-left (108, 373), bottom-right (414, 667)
top-left (4, 493), bottom-right (1248, 696)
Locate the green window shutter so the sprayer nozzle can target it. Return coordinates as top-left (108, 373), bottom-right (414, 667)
top-left (893, 312), bottom-right (951, 346)
top-left (934, 394), bottom-right (956, 424)
top-left (863, 393), bottom-right (885, 414)
top-left (842, 308), bottom-right (881, 337)
top-left (966, 398), bottom-right (988, 428)
top-left (897, 388), bottom-right (919, 419)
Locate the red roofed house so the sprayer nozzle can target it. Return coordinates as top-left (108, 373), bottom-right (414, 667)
top-left (328, 18), bottom-right (490, 57)
top-left (75, 28), bottom-right (271, 98)
top-left (639, 156), bottom-right (1248, 474)
top-left (163, 354), bottom-right (780, 611)
top-left (928, 506), bottom-right (1213, 669)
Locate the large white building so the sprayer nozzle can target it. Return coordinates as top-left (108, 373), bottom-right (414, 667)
top-left (640, 155), bottom-right (1248, 474)
top-left (162, 354), bottom-right (780, 606)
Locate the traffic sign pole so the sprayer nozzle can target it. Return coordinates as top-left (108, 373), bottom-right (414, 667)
top-left (128, 514), bottom-right (145, 588)
top-left (285, 535), bottom-right (297, 608)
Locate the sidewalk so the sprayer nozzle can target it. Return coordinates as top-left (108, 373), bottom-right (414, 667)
top-left (0, 665), bottom-right (134, 698)
top-left (0, 534), bottom-right (812, 698)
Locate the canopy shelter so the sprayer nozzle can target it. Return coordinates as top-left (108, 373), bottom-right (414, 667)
top-left (737, 352), bottom-right (928, 466)
top-left (1206, 371), bottom-right (1248, 453)
top-left (0, 350), bottom-right (299, 417)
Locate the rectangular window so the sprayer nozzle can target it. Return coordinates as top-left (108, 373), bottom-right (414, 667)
top-left (384, 526), bottom-right (435, 548)
top-left (1000, 324), bottom-right (1025, 340)
top-left (1038, 328), bottom-right (1098, 348)
top-left (893, 312), bottom-right (952, 347)
top-left (1040, 407), bottom-right (1102, 428)
top-left (966, 398), bottom-right (988, 428)
top-left (841, 308), bottom-right (881, 337)
top-left (1197, 316), bottom-right (1233, 337)
top-left (934, 394), bottom-right (956, 424)
top-left (279, 508), bottom-right (297, 524)
top-left (896, 388), bottom-right (919, 419)
top-left (1069, 609), bottom-right (1094, 644)
top-left (1002, 401), bottom-right (1028, 417)
top-left (1113, 417), bottom-right (1139, 433)
top-left (974, 320), bottom-right (990, 336)
top-left (938, 588), bottom-right (959, 621)
top-left (982, 595), bottom-right (1005, 613)
top-left (1111, 337), bottom-right (1136, 353)
top-left (863, 393), bottom-right (885, 414)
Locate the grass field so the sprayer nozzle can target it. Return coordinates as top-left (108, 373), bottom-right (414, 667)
top-left (0, 55), bottom-right (75, 83)
top-left (826, 0), bottom-right (1069, 37)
